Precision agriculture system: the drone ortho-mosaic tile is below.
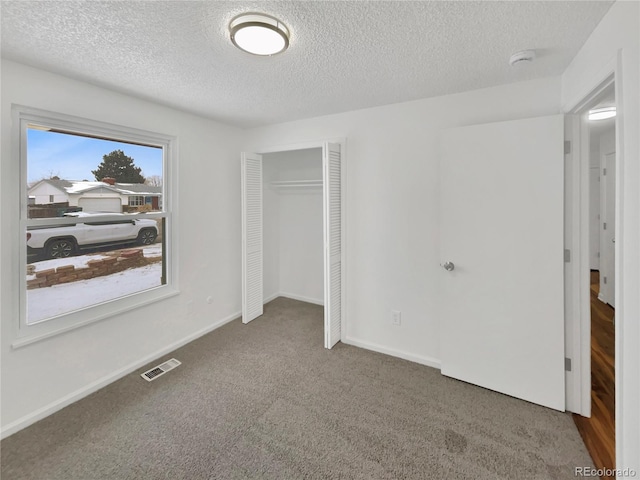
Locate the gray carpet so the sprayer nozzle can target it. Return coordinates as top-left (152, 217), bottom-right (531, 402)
top-left (1, 297), bottom-right (593, 479)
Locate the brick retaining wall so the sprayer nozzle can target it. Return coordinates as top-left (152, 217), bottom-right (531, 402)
top-left (27, 249), bottom-right (156, 289)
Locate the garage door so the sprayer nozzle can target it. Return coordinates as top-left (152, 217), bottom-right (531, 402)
top-left (78, 197), bottom-right (121, 213)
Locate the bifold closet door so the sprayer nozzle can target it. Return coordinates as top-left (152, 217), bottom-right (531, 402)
top-left (241, 152), bottom-right (263, 324)
top-left (323, 142), bottom-right (342, 349)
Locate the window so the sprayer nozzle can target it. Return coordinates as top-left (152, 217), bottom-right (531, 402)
top-left (15, 106), bottom-right (177, 346)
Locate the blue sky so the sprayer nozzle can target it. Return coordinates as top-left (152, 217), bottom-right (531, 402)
top-left (27, 129), bottom-right (163, 184)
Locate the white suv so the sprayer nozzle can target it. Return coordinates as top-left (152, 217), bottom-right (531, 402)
top-left (27, 212), bottom-right (158, 260)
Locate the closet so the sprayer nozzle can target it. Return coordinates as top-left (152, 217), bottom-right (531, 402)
top-left (241, 142), bottom-right (342, 349)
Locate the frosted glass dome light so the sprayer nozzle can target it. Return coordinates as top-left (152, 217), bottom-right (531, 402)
top-left (588, 106), bottom-right (616, 121)
top-left (230, 14), bottom-right (289, 56)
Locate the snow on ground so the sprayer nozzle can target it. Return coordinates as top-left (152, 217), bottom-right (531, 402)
top-left (27, 263), bottom-right (162, 324)
top-left (26, 244), bottom-right (164, 323)
top-left (28, 244), bottom-right (162, 280)
top-left (141, 244), bottom-right (162, 258)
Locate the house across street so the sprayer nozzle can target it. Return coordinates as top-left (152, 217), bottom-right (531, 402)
top-left (27, 177), bottom-right (162, 216)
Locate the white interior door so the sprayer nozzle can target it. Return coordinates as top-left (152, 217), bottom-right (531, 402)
top-left (440, 115), bottom-right (565, 411)
top-left (241, 152), bottom-right (263, 324)
top-left (599, 151), bottom-right (616, 307)
top-left (323, 142), bottom-right (342, 349)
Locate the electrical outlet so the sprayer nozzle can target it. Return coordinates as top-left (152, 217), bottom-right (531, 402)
top-left (391, 310), bottom-right (402, 326)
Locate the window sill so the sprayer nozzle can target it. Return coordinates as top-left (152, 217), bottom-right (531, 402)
top-left (12, 286), bottom-right (179, 349)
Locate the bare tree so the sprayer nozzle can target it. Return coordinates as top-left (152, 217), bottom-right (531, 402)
top-left (144, 175), bottom-right (163, 187)
top-left (28, 171), bottom-right (61, 188)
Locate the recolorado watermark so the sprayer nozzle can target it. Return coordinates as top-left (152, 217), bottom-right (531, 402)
top-left (575, 467), bottom-right (637, 477)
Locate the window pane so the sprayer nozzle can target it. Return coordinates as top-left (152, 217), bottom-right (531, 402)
top-left (26, 128), bottom-right (163, 219)
top-left (24, 124), bottom-right (167, 325)
top-left (26, 217), bottom-right (165, 324)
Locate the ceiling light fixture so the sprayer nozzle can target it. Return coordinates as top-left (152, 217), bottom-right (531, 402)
top-left (230, 13), bottom-right (289, 56)
top-left (588, 106), bottom-right (616, 121)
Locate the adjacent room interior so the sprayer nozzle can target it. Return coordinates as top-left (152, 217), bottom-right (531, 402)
top-left (572, 84), bottom-right (617, 478)
top-left (0, 1), bottom-right (638, 478)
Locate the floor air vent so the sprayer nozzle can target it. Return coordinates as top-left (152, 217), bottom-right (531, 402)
top-left (141, 358), bottom-right (181, 382)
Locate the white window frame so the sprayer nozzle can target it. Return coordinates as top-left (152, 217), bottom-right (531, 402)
top-left (128, 195), bottom-right (145, 206)
top-left (12, 105), bottom-right (179, 347)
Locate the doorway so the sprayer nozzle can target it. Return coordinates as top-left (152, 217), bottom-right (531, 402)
top-left (572, 84), bottom-right (616, 476)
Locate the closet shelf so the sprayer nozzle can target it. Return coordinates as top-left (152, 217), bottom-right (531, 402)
top-left (270, 180), bottom-right (323, 189)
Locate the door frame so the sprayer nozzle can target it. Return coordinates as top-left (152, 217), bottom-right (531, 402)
top-left (252, 138), bottom-right (347, 346)
top-left (563, 54), bottom-right (623, 457)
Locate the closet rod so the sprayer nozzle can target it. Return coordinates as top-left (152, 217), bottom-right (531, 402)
top-left (270, 180), bottom-right (323, 188)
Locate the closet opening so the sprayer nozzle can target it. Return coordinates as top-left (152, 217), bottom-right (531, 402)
top-left (241, 141), bottom-right (344, 349)
top-left (263, 148), bottom-right (323, 308)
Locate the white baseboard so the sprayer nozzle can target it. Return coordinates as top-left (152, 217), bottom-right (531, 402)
top-left (263, 292), bottom-right (280, 304)
top-left (1, 311), bottom-right (240, 440)
top-left (279, 292), bottom-right (324, 306)
top-left (264, 292), bottom-right (324, 306)
top-left (342, 335), bottom-right (441, 370)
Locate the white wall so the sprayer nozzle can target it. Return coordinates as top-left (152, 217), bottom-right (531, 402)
top-left (0, 60), bottom-right (244, 436)
top-left (561, 0), bottom-right (640, 471)
top-left (28, 182), bottom-right (67, 204)
top-left (245, 77), bottom-right (561, 367)
top-left (263, 149), bottom-right (324, 304)
top-left (599, 128), bottom-right (615, 156)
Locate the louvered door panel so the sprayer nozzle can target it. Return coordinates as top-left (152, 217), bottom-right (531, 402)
top-left (242, 153), bottom-right (263, 323)
top-left (323, 143), bottom-right (342, 348)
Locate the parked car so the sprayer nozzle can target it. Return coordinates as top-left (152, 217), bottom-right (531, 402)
top-left (27, 212), bottom-right (158, 260)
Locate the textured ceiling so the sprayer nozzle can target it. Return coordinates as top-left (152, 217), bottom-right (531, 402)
top-left (1, 1), bottom-right (613, 128)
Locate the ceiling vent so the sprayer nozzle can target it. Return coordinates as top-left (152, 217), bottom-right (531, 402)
top-left (141, 358), bottom-right (181, 382)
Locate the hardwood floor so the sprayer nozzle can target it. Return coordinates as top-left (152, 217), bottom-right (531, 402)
top-left (573, 271), bottom-right (615, 479)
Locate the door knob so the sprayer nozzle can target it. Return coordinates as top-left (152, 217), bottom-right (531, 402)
top-left (442, 261), bottom-right (455, 271)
